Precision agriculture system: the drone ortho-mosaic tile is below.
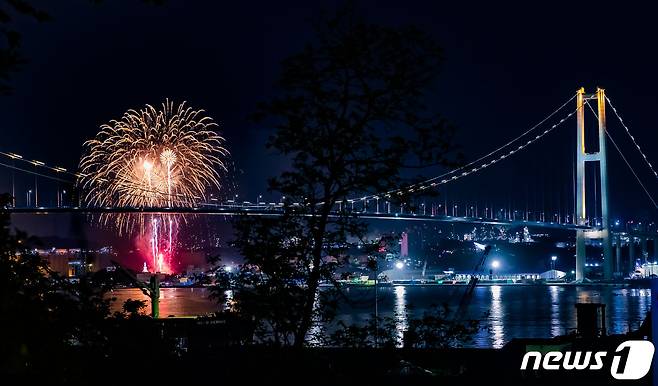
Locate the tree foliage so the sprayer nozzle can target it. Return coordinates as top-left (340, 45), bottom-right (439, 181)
top-left (0, 193), bottom-right (113, 375)
top-left (224, 4), bottom-right (460, 347)
top-left (0, 0), bottom-right (49, 94)
top-left (0, 193), bottom-right (176, 379)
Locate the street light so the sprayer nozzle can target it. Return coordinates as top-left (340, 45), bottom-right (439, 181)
top-left (31, 160), bottom-right (44, 207)
top-left (366, 256), bottom-right (384, 347)
top-left (395, 261), bottom-right (404, 270)
top-left (490, 260), bottom-right (500, 280)
top-left (551, 255), bottom-right (557, 279)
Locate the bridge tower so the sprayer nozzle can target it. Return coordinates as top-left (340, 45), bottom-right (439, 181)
top-left (575, 88), bottom-right (613, 281)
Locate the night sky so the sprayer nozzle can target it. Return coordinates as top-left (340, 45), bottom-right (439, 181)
top-left (2, 0), bottom-right (658, 231)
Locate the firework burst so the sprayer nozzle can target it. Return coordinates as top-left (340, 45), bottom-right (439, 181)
top-left (79, 99), bottom-right (228, 209)
top-left (78, 100), bottom-right (229, 272)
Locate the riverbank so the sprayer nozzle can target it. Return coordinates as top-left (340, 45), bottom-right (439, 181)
top-left (330, 280), bottom-right (638, 288)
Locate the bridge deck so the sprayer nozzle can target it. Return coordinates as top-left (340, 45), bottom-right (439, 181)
top-left (4, 206), bottom-right (595, 231)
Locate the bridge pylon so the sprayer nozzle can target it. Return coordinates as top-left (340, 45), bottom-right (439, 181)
top-left (575, 87), bottom-right (613, 281)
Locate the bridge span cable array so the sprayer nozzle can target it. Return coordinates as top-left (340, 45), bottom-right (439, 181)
top-left (583, 100), bottom-right (658, 209)
top-left (0, 155), bottom-right (208, 204)
top-left (335, 92), bottom-right (578, 205)
top-left (0, 150), bottom-right (215, 204)
top-left (0, 151), bottom-right (73, 178)
top-left (3, 91), bottom-right (655, 214)
top-left (0, 93), bottom-right (579, 209)
top-left (0, 160), bottom-right (73, 184)
top-left (605, 95), bottom-right (658, 181)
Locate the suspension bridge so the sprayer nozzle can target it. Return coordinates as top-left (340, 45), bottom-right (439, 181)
top-left (2, 87), bottom-right (658, 282)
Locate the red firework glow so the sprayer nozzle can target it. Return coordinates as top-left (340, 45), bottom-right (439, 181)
top-left (141, 216), bottom-right (176, 274)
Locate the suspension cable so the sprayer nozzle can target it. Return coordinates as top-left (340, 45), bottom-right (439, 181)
top-left (340, 104), bottom-right (579, 205)
top-left (0, 158), bottom-right (209, 202)
top-left (0, 93), bottom-right (579, 208)
top-left (0, 161), bottom-right (73, 184)
top-left (0, 149), bottom-right (214, 203)
top-left (605, 95), bottom-right (658, 181)
top-left (0, 150), bottom-right (75, 177)
top-left (584, 101), bottom-right (658, 208)
top-left (414, 93), bottom-right (577, 186)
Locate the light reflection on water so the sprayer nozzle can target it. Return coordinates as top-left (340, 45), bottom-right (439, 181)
top-left (331, 285), bottom-right (652, 348)
top-left (394, 286), bottom-right (407, 345)
top-left (110, 285), bottom-right (652, 348)
top-left (489, 285), bottom-right (505, 348)
top-left (550, 286), bottom-right (561, 337)
top-left (110, 287), bottom-right (219, 317)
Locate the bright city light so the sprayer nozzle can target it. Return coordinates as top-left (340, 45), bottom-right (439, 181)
top-left (395, 261), bottom-right (404, 269)
top-left (551, 255), bottom-right (558, 261)
top-left (491, 260), bottom-right (500, 269)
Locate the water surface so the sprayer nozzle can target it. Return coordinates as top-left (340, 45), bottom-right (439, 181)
top-left (110, 285), bottom-right (651, 348)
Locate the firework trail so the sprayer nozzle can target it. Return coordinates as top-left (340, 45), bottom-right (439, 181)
top-left (78, 100), bottom-right (229, 272)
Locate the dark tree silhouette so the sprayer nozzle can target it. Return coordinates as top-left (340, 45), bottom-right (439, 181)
top-left (0, 193), bottom-right (116, 377)
top-left (0, 1), bottom-right (50, 94)
top-left (120, 298), bottom-right (148, 318)
top-left (226, 4), bottom-right (460, 347)
top-left (1, 193), bottom-right (183, 382)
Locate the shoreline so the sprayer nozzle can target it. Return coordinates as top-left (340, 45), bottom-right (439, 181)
top-left (116, 280), bottom-right (651, 290)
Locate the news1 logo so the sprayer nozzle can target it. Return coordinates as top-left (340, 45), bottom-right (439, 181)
top-left (520, 340), bottom-right (655, 380)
